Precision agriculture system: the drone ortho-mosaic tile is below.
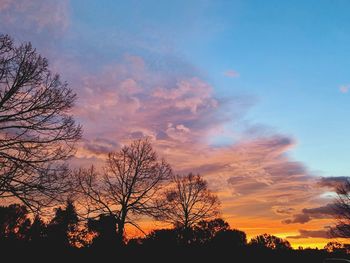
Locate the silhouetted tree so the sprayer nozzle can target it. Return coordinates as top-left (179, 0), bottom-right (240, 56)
top-left (127, 237), bottom-right (144, 248)
top-left (193, 218), bottom-right (229, 244)
top-left (212, 228), bottom-right (247, 248)
top-left (88, 214), bottom-right (120, 248)
top-left (143, 229), bottom-right (179, 248)
top-left (324, 241), bottom-right (345, 253)
top-left (191, 218), bottom-right (247, 248)
top-left (0, 34), bottom-right (82, 211)
top-left (74, 138), bottom-right (172, 243)
top-left (250, 234), bottom-right (291, 250)
top-left (27, 214), bottom-right (47, 244)
top-left (157, 173), bottom-right (220, 244)
top-left (47, 200), bottom-right (78, 247)
top-left (155, 173), bottom-right (220, 245)
top-left (331, 179), bottom-right (350, 238)
top-left (0, 204), bottom-right (31, 241)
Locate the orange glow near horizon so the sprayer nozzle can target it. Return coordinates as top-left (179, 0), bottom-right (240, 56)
top-left (123, 216), bottom-right (342, 249)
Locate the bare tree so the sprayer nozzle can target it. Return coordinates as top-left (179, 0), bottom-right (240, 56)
top-left (158, 173), bottom-right (220, 231)
top-left (0, 35), bottom-right (82, 211)
top-left (74, 138), bottom-right (172, 242)
top-left (331, 179), bottom-right (350, 238)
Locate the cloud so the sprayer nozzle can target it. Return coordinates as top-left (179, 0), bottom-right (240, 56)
top-left (303, 204), bottom-right (336, 215)
top-left (274, 207), bottom-right (295, 215)
top-left (339, 85), bottom-right (349, 94)
top-left (224, 69), bottom-right (240, 78)
top-left (283, 214), bottom-right (311, 224)
top-left (68, 54), bottom-right (231, 152)
top-left (287, 228), bottom-right (332, 239)
top-left (162, 134), bottom-right (323, 223)
top-left (318, 176), bottom-right (350, 191)
top-left (0, 0), bottom-right (70, 35)
top-left (152, 77), bottom-right (218, 114)
top-left (283, 204), bottom-right (336, 224)
top-left (77, 138), bottom-right (119, 159)
top-left (0, 0), bottom-right (71, 66)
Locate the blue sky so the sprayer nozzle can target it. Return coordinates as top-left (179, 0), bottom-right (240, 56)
top-left (68, 0), bottom-right (350, 177)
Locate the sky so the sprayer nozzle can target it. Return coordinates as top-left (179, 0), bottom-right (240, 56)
top-left (1, 0), bottom-right (350, 248)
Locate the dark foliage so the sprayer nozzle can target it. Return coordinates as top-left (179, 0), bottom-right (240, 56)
top-left (0, 204), bottom-right (30, 240)
top-left (0, 204), bottom-right (348, 263)
top-left (46, 200), bottom-right (78, 247)
top-left (87, 214), bottom-right (121, 249)
top-left (250, 233), bottom-right (292, 250)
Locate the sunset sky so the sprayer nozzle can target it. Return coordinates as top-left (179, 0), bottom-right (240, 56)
top-left (1, 0), bottom-right (350, 248)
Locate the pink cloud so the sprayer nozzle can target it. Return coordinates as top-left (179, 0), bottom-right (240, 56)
top-left (339, 85), bottom-right (349, 94)
top-left (224, 69), bottom-right (240, 78)
top-left (0, 0), bottom-right (70, 34)
top-left (68, 55), bottom-right (227, 153)
top-left (0, 0), bottom-right (12, 10)
top-left (153, 78), bottom-right (217, 113)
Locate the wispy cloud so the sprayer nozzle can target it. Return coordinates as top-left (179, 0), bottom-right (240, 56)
top-left (287, 228), bottom-right (332, 239)
top-left (318, 176), bottom-right (350, 191)
top-left (0, 0), bottom-right (70, 36)
top-left (283, 204), bottom-right (336, 224)
top-left (339, 85), bottom-right (349, 94)
top-left (224, 69), bottom-right (240, 78)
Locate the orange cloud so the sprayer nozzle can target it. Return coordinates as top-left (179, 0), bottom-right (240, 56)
top-left (287, 228), bottom-right (332, 239)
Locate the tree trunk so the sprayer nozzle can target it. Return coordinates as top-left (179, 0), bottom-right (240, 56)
top-left (117, 209), bottom-right (127, 245)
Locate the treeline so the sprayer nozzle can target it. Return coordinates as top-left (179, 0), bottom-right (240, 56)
top-left (0, 202), bottom-right (348, 262)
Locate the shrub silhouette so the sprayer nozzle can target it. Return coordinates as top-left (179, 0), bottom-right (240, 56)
top-left (212, 228), bottom-right (247, 248)
top-left (250, 233), bottom-right (291, 250)
top-left (88, 214), bottom-right (121, 249)
top-left (27, 215), bottom-right (47, 244)
top-left (47, 200), bottom-right (78, 248)
top-left (193, 218), bottom-right (230, 244)
top-left (0, 204), bottom-right (31, 241)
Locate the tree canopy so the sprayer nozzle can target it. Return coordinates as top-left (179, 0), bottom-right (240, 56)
top-left (0, 34), bottom-right (82, 211)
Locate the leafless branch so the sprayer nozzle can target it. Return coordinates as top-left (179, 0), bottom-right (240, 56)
top-left (0, 34), bottom-right (82, 212)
